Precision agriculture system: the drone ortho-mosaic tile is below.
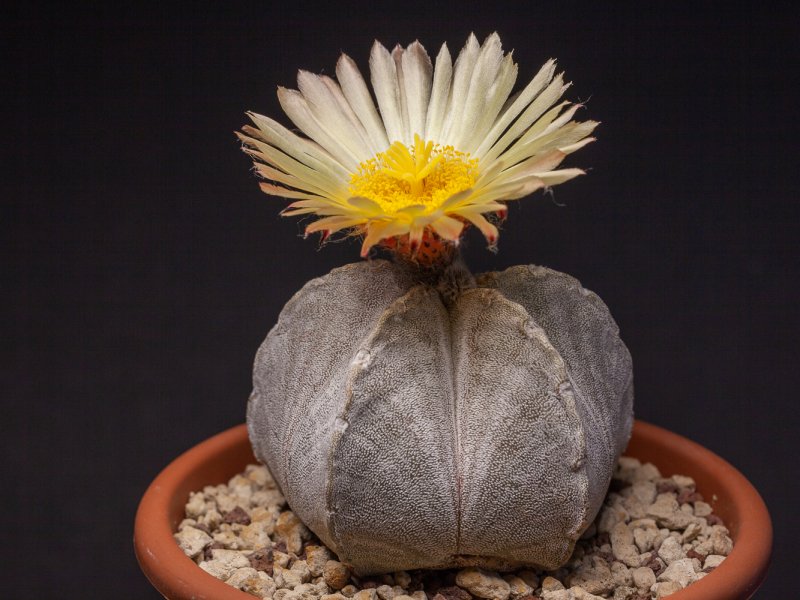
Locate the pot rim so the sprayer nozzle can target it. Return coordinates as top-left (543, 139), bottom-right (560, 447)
top-left (134, 420), bottom-right (772, 600)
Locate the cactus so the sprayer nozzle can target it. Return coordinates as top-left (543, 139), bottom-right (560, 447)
top-left (240, 34), bottom-right (633, 574)
top-left (248, 258), bottom-right (632, 573)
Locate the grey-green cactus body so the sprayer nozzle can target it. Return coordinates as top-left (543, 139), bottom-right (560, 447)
top-left (248, 260), bottom-right (633, 575)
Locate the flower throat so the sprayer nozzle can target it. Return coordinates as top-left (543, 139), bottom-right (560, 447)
top-left (349, 134), bottom-right (479, 215)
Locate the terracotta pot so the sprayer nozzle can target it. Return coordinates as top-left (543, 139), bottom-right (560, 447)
top-left (134, 420), bottom-right (772, 600)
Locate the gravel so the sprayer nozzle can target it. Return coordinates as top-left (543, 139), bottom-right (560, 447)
top-left (175, 458), bottom-right (732, 599)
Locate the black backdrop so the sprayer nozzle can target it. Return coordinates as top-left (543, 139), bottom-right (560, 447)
top-left (4, 1), bottom-right (798, 597)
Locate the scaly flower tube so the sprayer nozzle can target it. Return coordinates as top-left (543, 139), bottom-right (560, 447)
top-left (238, 32), bottom-right (596, 259)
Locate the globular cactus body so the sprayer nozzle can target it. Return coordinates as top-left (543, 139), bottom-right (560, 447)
top-left (248, 259), bottom-right (633, 574)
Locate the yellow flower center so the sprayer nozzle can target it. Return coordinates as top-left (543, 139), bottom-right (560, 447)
top-left (349, 134), bottom-right (479, 215)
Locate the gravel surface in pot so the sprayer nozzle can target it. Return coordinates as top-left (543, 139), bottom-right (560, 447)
top-left (175, 457), bottom-right (731, 600)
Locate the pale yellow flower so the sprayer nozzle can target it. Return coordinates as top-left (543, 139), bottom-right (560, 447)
top-left (238, 33), bottom-right (596, 257)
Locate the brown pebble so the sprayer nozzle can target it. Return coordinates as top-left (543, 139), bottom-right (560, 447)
top-left (324, 560), bottom-right (352, 590)
top-left (656, 481), bottom-right (679, 494)
top-left (677, 490), bottom-right (703, 504)
top-left (222, 506), bottom-right (251, 526)
top-left (646, 556), bottom-right (665, 577)
top-left (203, 541), bottom-right (225, 561)
top-left (361, 581), bottom-right (379, 589)
top-left (434, 586), bottom-right (472, 600)
top-left (274, 540), bottom-right (288, 553)
top-left (194, 522), bottom-right (211, 534)
top-left (249, 548), bottom-right (273, 574)
top-left (518, 596), bottom-right (542, 600)
top-left (686, 549), bottom-right (706, 562)
top-left (707, 514), bottom-right (723, 526)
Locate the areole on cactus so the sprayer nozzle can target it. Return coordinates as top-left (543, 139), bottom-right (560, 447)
top-left (240, 32), bottom-right (633, 575)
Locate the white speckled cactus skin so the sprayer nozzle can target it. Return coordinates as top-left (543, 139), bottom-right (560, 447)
top-left (247, 259), bottom-right (633, 575)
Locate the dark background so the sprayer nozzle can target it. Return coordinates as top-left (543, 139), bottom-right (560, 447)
top-left (4, 1), bottom-right (798, 597)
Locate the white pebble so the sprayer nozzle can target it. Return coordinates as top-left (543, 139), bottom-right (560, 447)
top-left (566, 556), bottom-right (614, 595)
top-left (353, 590), bottom-right (378, 600)
top-left (704, 554), bottom-right (726, 570)
top-left (502, 574), bottom-right (533, 598)
top-left (341, 585), bottom-right (359, 597)
top-left (682, 522), bottom-right (702, 543)
top-left (541, 576), bottom-right (565, 592)
top-left (173, 525), bottom-right (212, 559)
top-left (306, 545), bottom-right (334, 577)
top-left (455, 568), bottom-right (511, 600)
top-left (693, 501), bottom-right (713, 517)
top-left (200, 549), bottom-right (250, 580)
top-left (671, 474), bottom-right (695, 489)
top-left (631, 567), bottom-right (655, 590)
top-left (651, 581), bottom-right (682, 598)
top-left (711, 529), bottom-right (734, 555)
top-left (226, 566), bottom-right (259, 588)
top-left (376, 585), bottom-right (395, 600)
top-left (610, 523), bottom-right (641, 567)
top-left (658, 558), bottom-right (698, 588)
top-left (610, 561), bottom-right (632, 587)
top-left (657, 536), bottom-right (684, 565)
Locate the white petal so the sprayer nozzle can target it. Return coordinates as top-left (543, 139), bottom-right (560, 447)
top-left (282, 199), bottom-right (356, 216)
top-left (277, 87), bottom-right (361, 170)
top-left (481, 74), bottom-right (569, 164)
top-left (470, 158), bottom-right (506, 191)
top-left (395, 204), bottom-right (429, 217)
top-left (245, 113), bottom-right (348, 179)
top-left (360, 220), bottom-right (408, 256)
top-left (558, 136), bottom-right (596, 154)
top-left (400, 41), bottom-right (433, 139)
top-left (474, 59), bottom-right (557, 158)
top-left (461, 53), bottom-right (518, 154)
top-left (306, 215), bottom-right (368, 235)
top-left (320, 74), bottom-right (378, 158)
top-left (258, 182), bottom-right (326, 200)
top-left (464, 179), bottom-right (540, 205)
top-left (525, 102), bottom-right (584, 144)
top-left (497, 102), bottom-right (580, 165)
top-left (509, 120), bottom-right (598, 164)
top-left (296, 71), bottom-right (373, 161)
top-left (392, 45), bottom-right (412, 145)
top-left (253, 161), bottom-right (344, 200)
top-left (533, 168), bottom-right (586, 186)
top-left (408, 220), bottom-right (426, 248)
top-left (370, 41), bottom-right (406, 144)
top-left (450, 32), bottom-right (504, 148)
top-left (496, 149), bottom-right (566, 183)
top-left (237, 131), bottom-right (347, 199)
top-left (429, 215), bottom-right (465, 240)
top-left (424, 43), bottom-right (452, 142)
top-left (454, 207), bottom-right (499, 243)
top-left (438, 188), bottom-right (475, 211)
top-left (440, 32), bottom-right (480, 144)
top-left (347, 196), bottom-right (383, 215)
top-left (336, 54), bottom-right (390, 153)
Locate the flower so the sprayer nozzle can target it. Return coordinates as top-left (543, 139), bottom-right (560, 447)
top-left (238, 33), bottom-right (597, 258)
